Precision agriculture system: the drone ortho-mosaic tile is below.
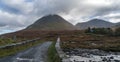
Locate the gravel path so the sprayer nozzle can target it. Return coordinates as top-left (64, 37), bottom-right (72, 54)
top-left (0, 42), bottom-right (52, 62)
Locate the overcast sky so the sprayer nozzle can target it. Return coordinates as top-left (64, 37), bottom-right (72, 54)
top-left (0, 0), bottom-right (120, 34)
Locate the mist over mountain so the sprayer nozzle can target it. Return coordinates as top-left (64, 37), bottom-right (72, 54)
top-left (76, 19), bottom-right (115, 29)
top-left (26, 14), bottom-right (76, 31)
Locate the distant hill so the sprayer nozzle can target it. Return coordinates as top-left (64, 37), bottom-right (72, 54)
top-left (112, 22), bottom-right (120, 30)
top-left (76, 19), bottom-right (115, 29)
top-left (26, 15), bottom-right (76, 31)
top-left (115, 22), bottom-right (120, 28)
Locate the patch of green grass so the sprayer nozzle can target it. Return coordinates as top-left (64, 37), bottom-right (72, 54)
top-left (0, 38), bottom-right (16, 46)
top-left (48, 42), bottom-right (61, 62)
top-left (0, 40), bottom-right (43, 58)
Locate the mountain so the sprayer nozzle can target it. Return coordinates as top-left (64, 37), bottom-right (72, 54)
top-left (26, 14), bottom-right (76, 31)
top-left (115, 22), bottom-right (120, 27)
top-left (76, 19), bottom-right (115, 29)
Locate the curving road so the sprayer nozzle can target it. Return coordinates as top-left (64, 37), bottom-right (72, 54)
top-left (0, 42), bottom-right (52, 62)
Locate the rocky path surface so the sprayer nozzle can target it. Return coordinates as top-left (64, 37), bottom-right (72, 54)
top-left (0, 42), bottom-right (52, 62)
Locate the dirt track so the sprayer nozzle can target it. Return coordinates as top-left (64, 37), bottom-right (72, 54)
top-left (0, 42), bottom-right (52, 62)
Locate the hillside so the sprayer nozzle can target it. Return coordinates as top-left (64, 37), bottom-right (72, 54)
top-left (115, 22), bottom-right (120, 28)
top-left (76, 19), bottom-right (115, 29)
top-left (26, 14), bottom-right (76, 31)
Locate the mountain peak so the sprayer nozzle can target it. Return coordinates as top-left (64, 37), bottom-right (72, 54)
top-left (76, 19), bottom-right (114, 30)
top-left (43, 14), bottom-right (61, 18)
top-left (88, 19), bottom-right (108, 23)
top-left (90, 18), bottom-right (101, 21)
top-left (26, 15), bottom-right (76, 30)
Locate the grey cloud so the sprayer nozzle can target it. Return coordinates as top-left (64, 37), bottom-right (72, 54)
top-left (89, 1), bottom-right (120, 18)
top-left (33, 0), bottom-right (79, 16)
top-left (102, 15), bottom-right (120, 19)
top-left (0, 16), bottom-right (24, 27)
top-left (0, 23), bottom-right (6, 27)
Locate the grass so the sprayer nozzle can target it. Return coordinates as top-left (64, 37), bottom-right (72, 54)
top-left (0, 38), bottom-right (28, 46)
top-left (61, 33), bottom-right (120, 52)
top-left (47, 41), bottom-right (61, 62)
top-left (0, 40), bottom-right (43, 58)
top-left (0, 38), bottom-right (16, 46)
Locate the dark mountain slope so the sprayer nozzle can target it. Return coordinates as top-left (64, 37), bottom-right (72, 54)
top-left (26, 15), bottom-right (76, 31)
